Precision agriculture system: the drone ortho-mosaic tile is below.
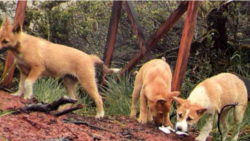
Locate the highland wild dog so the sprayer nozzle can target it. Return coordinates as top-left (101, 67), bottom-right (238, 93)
top-left (0, 17), bottom-right (119, 118)
top-left (130, 58), bottom-right (180, 127)
top-left (173, 73), bottom-right (249, 141)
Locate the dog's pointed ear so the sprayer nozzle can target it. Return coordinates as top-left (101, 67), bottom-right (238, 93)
top-left (156, 98), bottom-right (167, 105)
top-left (173, 97), bottom-right (184, 107)
top-left (12, 23), bottom-right (22, 34)
top-left (3, 15), bottom-right (10, 25)
top-left (196, 108), bottom-right (207, 116)
top-left (169, 91), bottom-right (181, 97)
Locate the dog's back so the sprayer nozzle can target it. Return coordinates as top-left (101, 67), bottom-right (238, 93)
top-left (233, 73), bottom-right (250, 101)
top-left (188, 73), bottom-right (248, 113)
top-left (136, 59), bottom-right (172, 90)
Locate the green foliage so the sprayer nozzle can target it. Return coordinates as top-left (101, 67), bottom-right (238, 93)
top-left (33, 77), bottom-right (66, 103)
top-left (101, 75), bottom-right (134, 116)
top-left (181, 59), bottom-right (212, 98)
top-left (0, 2), bottom-right (6, 13)
top-left (226, 45), bottom-right (250, 76)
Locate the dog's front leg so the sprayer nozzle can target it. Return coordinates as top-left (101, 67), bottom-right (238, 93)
top-left (195, 114), bottom-right (214, 141)
top-left (130, 80), bottom-right (142, 118)
top-left (12, 71), bottom-right (27, 97)
top-left (138, 92), bottom-right (147, 124)
top-left (164, 113), bottom-right (173, 127)
top-left (24, 67), bottom-right (43, 100)
top-left (147, 106), bottom-right (153, 122)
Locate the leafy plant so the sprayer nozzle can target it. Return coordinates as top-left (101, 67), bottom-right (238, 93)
top-left (33, 77), bottom-right (67, 103)
top-left (101, 74), bottom-right (134, 116)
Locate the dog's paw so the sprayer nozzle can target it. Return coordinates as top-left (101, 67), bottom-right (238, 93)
top-left (137, 117), bottom-right (147, 124)
top-left (11, 92), bottom-right (22, 97)
top-left (95, 110), bottom-right (105, 119)
top-left (195, 136), bottom-right (207, 141)
top-left (164, 122), bottom-right (173, 128)
top-left (130, 111), bottom-right (137, 118)
top-left (23, 94), bottom-right (33, 100)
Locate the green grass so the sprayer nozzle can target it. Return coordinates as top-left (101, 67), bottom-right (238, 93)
top-left (101, 74), bottom-right (134, 116)
top-left (33, 77), bottom-right (67, 103)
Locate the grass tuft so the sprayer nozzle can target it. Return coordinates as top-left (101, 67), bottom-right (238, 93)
top-left (101, 74), bottom-right (134, 116)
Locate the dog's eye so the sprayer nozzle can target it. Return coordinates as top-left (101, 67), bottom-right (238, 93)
top-left (158, 113), bottom-right (164, 116)
top-left (2, 39), bottom-right (8, 44)
top-left (178, 113), bottom-right (182, 118)
top-left (187, 116), bottom-right (192, 121)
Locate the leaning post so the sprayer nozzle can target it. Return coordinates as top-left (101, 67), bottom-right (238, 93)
top-left (171, 1), bottom-right (200, 92)
top-left (1, 0), bottom-right (27, 88)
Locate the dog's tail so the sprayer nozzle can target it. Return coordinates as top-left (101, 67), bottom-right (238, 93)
top-left (234, 73), bottom-right (250, 101)
top-left (90, 55), bottom-right (120, 75)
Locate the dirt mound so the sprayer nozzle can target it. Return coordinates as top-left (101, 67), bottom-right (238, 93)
top-left (0, 91), bottom-right (196, 141)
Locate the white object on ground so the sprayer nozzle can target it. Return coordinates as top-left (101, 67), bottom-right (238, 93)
top-left (159, 126), bottom-right (189, 136)
top-left (175, 131), bottom-right (189, 136)
top-left (158, 126), bottom-right (175, 134)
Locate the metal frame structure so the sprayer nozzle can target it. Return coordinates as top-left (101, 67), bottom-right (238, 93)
top-left (1, 1), bottom-right (200, 93)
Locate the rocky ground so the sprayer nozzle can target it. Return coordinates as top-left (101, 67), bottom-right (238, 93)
top-left (0, 91), bottom-right (198, 141)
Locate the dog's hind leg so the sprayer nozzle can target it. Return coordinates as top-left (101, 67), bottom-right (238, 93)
top-left (64, 75), bottom-right (78, 100)
top-left (231, 106), bottom-right (246, 141)
top-left (58, 75), bottom-right (78, 111)
top-left (79, 74), bottom-right (104, 118)
top-left (219, 108), bottom-right (231, 141)
top-left (130, 75), bottom-right (142, 118)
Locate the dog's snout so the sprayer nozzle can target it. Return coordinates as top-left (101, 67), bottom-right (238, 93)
top-left (155, 122), bottom-right (162, 127)
top-left (176, 126), bottom-right (182, 131)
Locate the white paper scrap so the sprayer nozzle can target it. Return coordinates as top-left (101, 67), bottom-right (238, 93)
top-left (159, 126), bottom-right (171, 134)
top-left (159, 126), bottom-right (175, 134)
top-left (159, 126), bottom-right (189, 136)
top-left (175, 131), bottom-right (189, 136)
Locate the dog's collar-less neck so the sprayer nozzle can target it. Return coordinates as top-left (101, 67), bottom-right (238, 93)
top-left (8, 42), bottom-right (21, 54)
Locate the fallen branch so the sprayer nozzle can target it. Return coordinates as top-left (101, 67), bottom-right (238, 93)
top-left (63, 119), bottom-right (112, 133)
top-left (0, 85), bottom-right (14, 93)
top-left (54, 104), bottom-right (83, 117)
top-left (15, 96), bottom-right (79, 115)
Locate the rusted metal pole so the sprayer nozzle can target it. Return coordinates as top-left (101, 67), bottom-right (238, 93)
top-left (103, 1), bottom-right (122, 68)
top-left (172, 1), bottom-right (200, 92)
top-left (119, 1), bottom-right (189, 76)
top-left (1, 1), bottom-right (27, 88)
top-left (123, 1), bottom-right (153, 61)
top-left (101, 1), bottom-right (122, 85)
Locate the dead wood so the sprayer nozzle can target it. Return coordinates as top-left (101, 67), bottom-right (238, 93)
top-left (63, 119), bottom-right (112, 133)
top-left (54, 104), bottom-right (83, 117)
top-left (16, 96), bottom-right (78, 115)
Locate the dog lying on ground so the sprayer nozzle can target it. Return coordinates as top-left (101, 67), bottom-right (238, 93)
top-left (130, 58), bottom-right (180, 127)
top-left (0, 16), bottom-right (119, 118)
top-left (174, 73), bottom-right (249, 141)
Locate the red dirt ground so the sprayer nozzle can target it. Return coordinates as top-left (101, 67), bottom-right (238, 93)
top-left (0, 91), bottom-right (198, 141)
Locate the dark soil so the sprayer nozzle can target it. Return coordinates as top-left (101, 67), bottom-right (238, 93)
top-left (0, 91), bottom-right (197, 141)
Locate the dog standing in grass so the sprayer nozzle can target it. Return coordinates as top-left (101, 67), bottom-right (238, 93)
top-left (130, 58), bottom-right (180, 127)
top-left (173, 73), bottom-right (249, 141)
top-left (0, 16), bottom-right (119, 118)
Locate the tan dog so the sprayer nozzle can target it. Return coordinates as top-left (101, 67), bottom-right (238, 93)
top-left (174, 73), bottom-right (249, 141)
top-left (0, 17), bottom-right (119, 118)
top-left (130, 58), bottom-right (180, 127)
